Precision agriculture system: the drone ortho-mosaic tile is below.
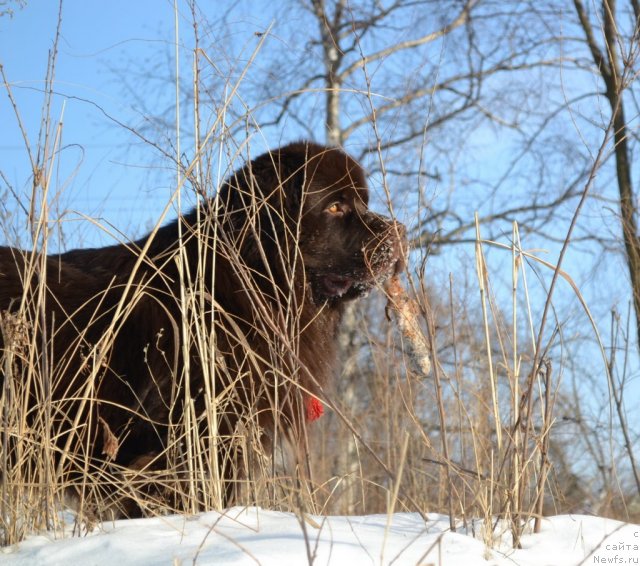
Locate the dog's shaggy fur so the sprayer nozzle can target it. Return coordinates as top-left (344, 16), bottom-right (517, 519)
top-left (0, 141), bottom-right (406, 512)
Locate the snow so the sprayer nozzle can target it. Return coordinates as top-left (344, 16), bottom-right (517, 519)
top-left (1, 507), bottom-right (638, 565)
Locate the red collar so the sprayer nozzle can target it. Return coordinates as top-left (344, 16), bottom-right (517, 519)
top-left (306, 397), bottom-right (324, 421)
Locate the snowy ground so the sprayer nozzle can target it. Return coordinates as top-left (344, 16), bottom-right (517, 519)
top-left (1, 507), bottom-right (638, 565)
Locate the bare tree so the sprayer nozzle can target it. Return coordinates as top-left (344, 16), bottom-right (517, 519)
top-left (573, 0), bottom-right (640, 343)
top-left (570, 0), bottom-right (640, 496)
top-left (254, 0), bottom-right (586, 513)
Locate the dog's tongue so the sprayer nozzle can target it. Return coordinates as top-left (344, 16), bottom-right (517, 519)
top-left (323, 275), bottom-right (353, 297)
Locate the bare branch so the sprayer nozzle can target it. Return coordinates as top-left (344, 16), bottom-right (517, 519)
top-left (338, 0), bottom-right (476, 82)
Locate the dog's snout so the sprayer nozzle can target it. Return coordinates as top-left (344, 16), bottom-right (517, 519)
top-left (360, 212), bottom-right (408, 276)
top-left (363, 212), bottom-right (405, 237)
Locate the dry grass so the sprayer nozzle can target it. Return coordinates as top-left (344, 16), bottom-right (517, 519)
top-left (1, 3), bottom-right (638, 550)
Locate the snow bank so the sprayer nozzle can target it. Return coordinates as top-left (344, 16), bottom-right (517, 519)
top-left (2, 507), bottom-right (638, 565)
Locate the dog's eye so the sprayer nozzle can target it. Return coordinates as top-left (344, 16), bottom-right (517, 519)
top-left (326, 203), bottom-right (344, 216)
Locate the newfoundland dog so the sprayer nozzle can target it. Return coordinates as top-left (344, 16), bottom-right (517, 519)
top-left (0, 141), bottom-right (406, 513)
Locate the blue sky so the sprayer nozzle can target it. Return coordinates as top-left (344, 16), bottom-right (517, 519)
top-left (0, 1), bottom-right (247, 247)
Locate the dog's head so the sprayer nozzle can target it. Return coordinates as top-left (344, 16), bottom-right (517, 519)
top-left (217, 141), bottom-right (407, 304)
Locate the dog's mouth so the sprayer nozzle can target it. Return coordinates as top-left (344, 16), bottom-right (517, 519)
top-left (316, 258), bottom-right (404, 302)
top-left (321, 274), bottom-right (353, 297)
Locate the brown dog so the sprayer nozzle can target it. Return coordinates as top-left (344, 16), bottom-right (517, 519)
top-left (0, 141), bottom-right (406, 513)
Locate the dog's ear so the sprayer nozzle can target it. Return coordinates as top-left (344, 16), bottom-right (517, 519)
top-left (215, 149), bottom-right (306, 270)
top-left (267, 146), bottom-right (306, 219)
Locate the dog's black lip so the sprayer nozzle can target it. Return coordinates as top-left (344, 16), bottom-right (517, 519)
top-left (322, 274), bottom-right (353, 297)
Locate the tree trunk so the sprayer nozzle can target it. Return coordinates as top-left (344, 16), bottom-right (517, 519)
top-left (311, 0), bottom-right (360, 513)
top-left (574, 0), bottom-right (640, 350)
top-left (574, 0), bottom-right (640, 495)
